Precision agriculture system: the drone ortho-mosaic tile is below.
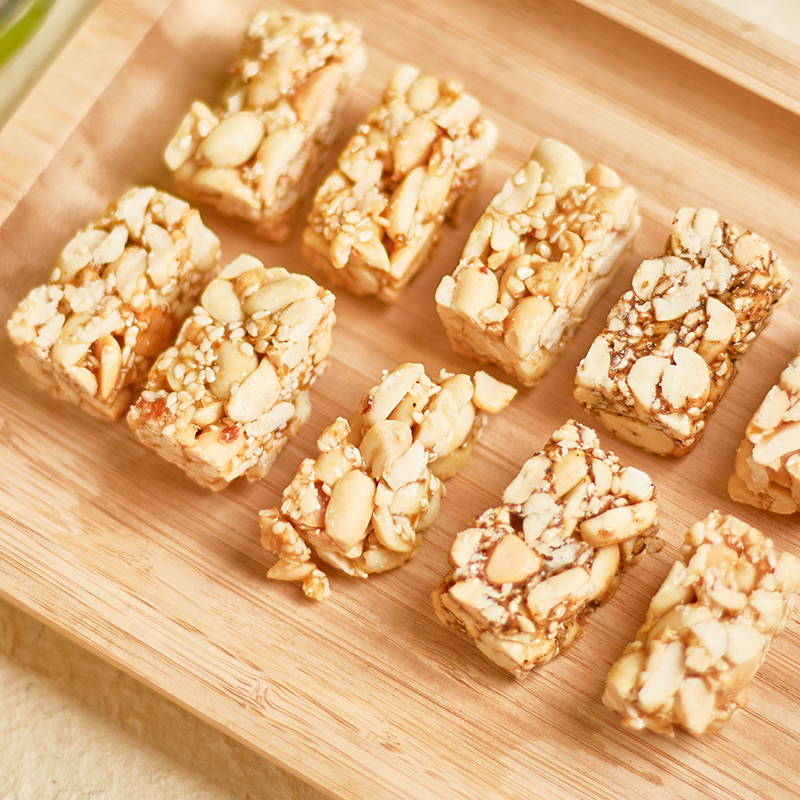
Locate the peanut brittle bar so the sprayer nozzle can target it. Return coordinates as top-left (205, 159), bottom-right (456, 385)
top-left (575, 207), bottom-right (790, 456)
top-left (431, 420), bottom-right (659, 678)
top-left (436, 139), bottom-right (640, 386)
top-left (260, 363), bottom-right (516, 599)
top-left (165, 11), bottom-right (367, 243)
top-left (302, 64), bottom-right (498, 302)
top-left (7, 187), bottom-right (220, 420)
top-left (603, 511), bottom-right (800, 735)
top-left (128, 255), bottom-right (335, 490)
top-left (729, 345), bottom-right (800, 514)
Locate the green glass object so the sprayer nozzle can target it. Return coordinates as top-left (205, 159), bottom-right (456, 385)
top-left (0, 0), bottom-right (56, 67)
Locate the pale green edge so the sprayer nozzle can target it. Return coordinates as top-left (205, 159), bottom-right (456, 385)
top-left (0, 0), bottom-right (57, 68)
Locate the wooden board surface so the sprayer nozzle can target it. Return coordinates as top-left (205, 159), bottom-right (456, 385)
top-left (2, 1), bottom-right (800, 798)
top-left (572, 0), bottom-right (800, 117)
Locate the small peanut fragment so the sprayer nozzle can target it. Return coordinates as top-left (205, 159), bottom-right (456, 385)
top-left (471, 371), bottom-right (516, 413)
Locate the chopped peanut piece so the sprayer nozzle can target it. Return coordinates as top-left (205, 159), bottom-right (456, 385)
top-left (165, 11), bottom-right (367, 243)
top-left (603, 511), bottom-right (800, 735)
top-left (302, 64), bottom-right (498, 302)
top-left (260, 363), bottom-right (515, 599)
top-left (729, 345), bottom-right (800, 514)
top-left (432, 420), bottom-right (660, 677)
top-left (127, 255), bottom-right (335, 490)
top-left (436, 139), bottom-right (640, 386)
top-left (7, 187), bottom-right (220, 419)
top-left (575, 207), bottom-right (790, 456)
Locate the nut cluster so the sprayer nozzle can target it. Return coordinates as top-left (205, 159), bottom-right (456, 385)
top-left (436, 138), bottom-right (640, 386)
top-left (302, 64), bottom-right (498, 302)
top-left (603, 511), bottom-right (800, 735)
top-left (7, 187), bottom-right (220, 419)
top-left (260, 362), bottom-right (516, 599)
top-left (432, 420), bottom-right (660, 678)
top-left (165, 10), bottom-right (367, 242)
top-left (128, 254), bottom-right (335, 490)
top-left (729, 345), bottom-right (800, 513)
top-left (575, 207), bottom-right (791, 455)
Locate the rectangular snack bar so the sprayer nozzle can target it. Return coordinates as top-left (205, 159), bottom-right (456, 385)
top-left (435, 138), bottom-right (640, 386)
top-left (128, 255), bottom-right (335, 490)
top-left (164, 11), bottom-right (367, 243)
top-left (260, 363), bottom-right (516, 600)
top-left (431, 420), bottom-right (660, 678)
top-left (729, 345), bottom-right (800, 514)
top-left (7, 187), bottom-right (220, 420)
top-left (603, 511), bottom-right (800, 735)
top-left (574, 207), bottom-right (791, 456)
top-left (302, 64), bottom-right (498, 302)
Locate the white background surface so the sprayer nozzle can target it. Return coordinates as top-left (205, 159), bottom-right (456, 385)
top-left (1, 1), bottom-right (799, 798)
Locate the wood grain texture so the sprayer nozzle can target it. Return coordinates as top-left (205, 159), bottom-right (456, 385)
top-left (1, 1), bottom-right (800, 798)
top-left (0, 0), bottom-right (171, 222)
top-left (573, 0), bottom-right (800, 116)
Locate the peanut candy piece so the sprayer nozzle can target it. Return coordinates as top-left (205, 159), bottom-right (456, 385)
top-left (302, 64), bottom-right (498, 302)
top-left (575, 207), bottom-right (790, 456)
top-left (436, 139), bottom-right (640, 386)
top-left (603, 511), bottom-right (800, 735)
top-left (127, 255), bottom-right (335, 490)
top-left (165, 11), bottom-right (367, 243)
top-left (260, 363), bottom-right (516, 599)
top-left (729, 346), bottom-right (800, 514)
top-left (7, 187), bottom-right (220, 420)
top-left (432, 420), bottom-right (659, 677)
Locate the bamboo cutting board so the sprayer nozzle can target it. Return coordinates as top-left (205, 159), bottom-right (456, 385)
top-left (1, 1), bottom-right (800, 798)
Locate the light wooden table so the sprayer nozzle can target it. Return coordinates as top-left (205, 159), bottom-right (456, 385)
top-left (1, 2), bottom-right (799, 800)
